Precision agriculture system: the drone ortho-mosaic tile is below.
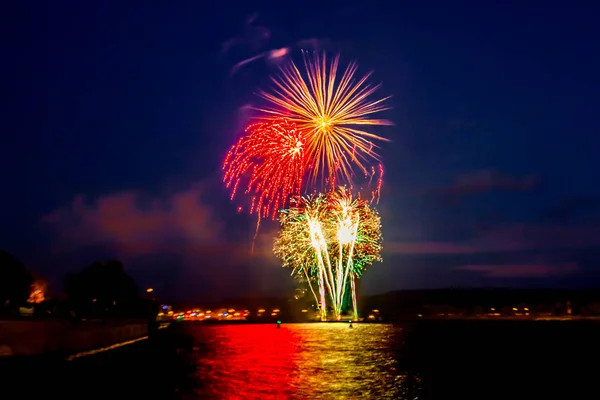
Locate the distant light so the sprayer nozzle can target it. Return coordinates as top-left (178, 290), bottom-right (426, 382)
top-left (273, 309), bottom-right (280, 313)
top-left (372, 309), bottom-right (379, 313)
top-left (162, 305), bottom-right (168, 310)
top-left (301, 309), bottom-right (308, 313)
top-left (223, 312), bottom-right (228, 316)
top-left (146, 288), bottom-right (154, 293)
top-left (228, 309), bottom-right (235, 313)
top-left (258, 309), bottom-right (265, 313)
top-left (512, 308), bottom-right (518, 311)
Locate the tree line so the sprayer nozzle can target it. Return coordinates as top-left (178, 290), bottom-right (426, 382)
top-left (0, 250), bottom-right (156, 320)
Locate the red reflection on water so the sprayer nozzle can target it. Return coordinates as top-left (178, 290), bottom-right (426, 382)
top-left (193, 325), bottom-right (301, 399)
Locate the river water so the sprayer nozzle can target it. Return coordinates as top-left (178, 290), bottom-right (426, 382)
top-left (6, 320), bottom-right (600, 399)
top-left (190, 323), bottom-right (415, 399)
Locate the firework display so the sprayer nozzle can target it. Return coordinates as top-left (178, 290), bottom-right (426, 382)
top-left (223, 118), bottom-right (306, 220)
top-left (223, 51), bottom-right (390, 320)
top-left (274, 187), bottom-right (382, 320)
top-left (258, 51), bottom-right (391, 195)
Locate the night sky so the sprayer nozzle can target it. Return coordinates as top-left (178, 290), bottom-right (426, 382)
top-left (3, 1), bottom-right (600, 302)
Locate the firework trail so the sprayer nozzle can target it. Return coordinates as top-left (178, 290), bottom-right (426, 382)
top-left (257, 51), bottom-right (392, 196)
top-left (274, 187), bottom-right (382, 320)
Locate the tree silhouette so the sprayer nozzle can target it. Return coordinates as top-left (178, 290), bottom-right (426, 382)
top-left (0, 251), bottom-right (33, 313)
top-left (65, 259), bottom-right (142, 318)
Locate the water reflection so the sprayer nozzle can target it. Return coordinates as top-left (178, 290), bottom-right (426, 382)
top-left (189, 323), bottom-right (421, 399)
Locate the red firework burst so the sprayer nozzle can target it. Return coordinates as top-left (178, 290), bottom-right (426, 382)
top-left (223, 118), bottom-right (307, 220)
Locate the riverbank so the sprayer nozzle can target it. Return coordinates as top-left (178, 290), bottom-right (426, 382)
top-left (0, 323), bottom-right (190, 399)
top-left (0, 318), bottom-right (150, 357)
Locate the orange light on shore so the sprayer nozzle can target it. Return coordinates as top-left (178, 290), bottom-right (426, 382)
top-left (146, 288), bottom-right (154, 293)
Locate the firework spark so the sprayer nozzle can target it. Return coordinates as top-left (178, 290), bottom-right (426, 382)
top-left (274, 187), bottom-right (382, 320)
top-left (223, 118), bottom-right (306, 221)
top-left (257, 51), bottom-right (392, 193)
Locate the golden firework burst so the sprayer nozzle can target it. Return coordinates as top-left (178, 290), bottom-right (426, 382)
top-left (257, 51), bottom-right (392, 189)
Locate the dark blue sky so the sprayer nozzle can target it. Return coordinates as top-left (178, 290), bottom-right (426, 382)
top-left (3, 1), bottom-right (600, 301)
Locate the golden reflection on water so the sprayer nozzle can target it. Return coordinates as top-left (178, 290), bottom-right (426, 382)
top-left (188, 323), bottom-right (421, 399)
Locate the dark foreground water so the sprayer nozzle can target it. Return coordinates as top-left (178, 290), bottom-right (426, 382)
top-left (4, 320), bottom-right (600, 399)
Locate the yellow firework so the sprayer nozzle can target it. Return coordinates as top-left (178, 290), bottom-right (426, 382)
top-left (257, 51), bottom-right (392, 189)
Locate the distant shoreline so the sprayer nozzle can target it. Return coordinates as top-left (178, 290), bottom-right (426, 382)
top-left (171, 315), bottom-right (600, 325)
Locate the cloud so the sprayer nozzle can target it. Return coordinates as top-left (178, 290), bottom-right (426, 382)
top-left (42, 184), bottom-right (226, 256)
top-left (544, 196), bottom-right (600, 221)
top-left (387, 242), bottom-right (475, 255)
top-left (223, 11), bottom-right (323, 77)
top-left (435, 169), bottom-right (540, 200)
top-left (455, 262), bottom-right (580, 278)
top-left (221, 14), bottom-right (270, 55)
top-left (386, 222), bottom-right (600, 255)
